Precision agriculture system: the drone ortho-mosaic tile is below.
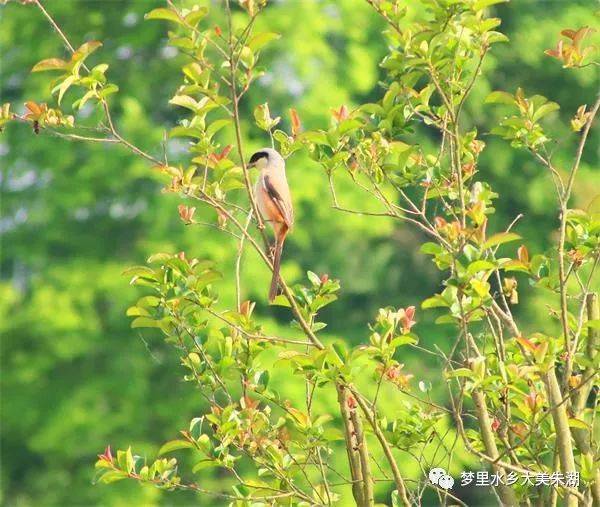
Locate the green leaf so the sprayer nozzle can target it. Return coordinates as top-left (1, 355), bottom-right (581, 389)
top-left (307, 271), bottom-right (321, 286)
top-left (126, 306), bottom-right (150, 317)
top-left (192, 460), bottom-right (219, 473)
top-left (197, 434), bottom-right (212, 454)
top-left (502, 260), bottom-right (530, 273)
top-left (169, 95), bottom-right (199, 112)
top-left (147, 253), bottom-right (172, 264)
top-left (31, 58), bottom-right (69, 72)
top-left (184, 7), bottom-right (208, 27)
top-left (389, 335), bottom-right (418, 347)
top-left (420, 242), bottom-right (442, 255)
top-left (247, 32), bottom-right (280, 52)
top-left (445, 368), bottom-right (474, 379)
top-left (125, 447), bottom-right (135, 473)
top-left (312, 322), bottom-right (327, 332)
top-left (298, 130), bottom-right (329, 146)
top-left (239, 46), bottom-right (255, 69)
top-left (122, 266), bottom-right (156, 278)
top-left (131, 317), bottom-right (162, 329)
top-left (485, 91), bottom-right (514, 105)
top-left (467, 260), bottom-right (496, 274)
top-left (72, 41), bottom-right (103, 63)
top-left (270, 294), bottom-right (291, 307)
top-left (145, 8), bottom-right (181, 24)
top-left (486, 31), bottom-right (509, 44)
top-left (532, 102), bottom-right (560, 122)
top-left (278, 350), bottom-right (306, 360)
top-left (568, 418), bottom-right (589, 430)
top-left (169, 126), bottom-right (204, 139)
top-left (98, 83), bottom-right (119, 99)
top-left (473, 0), bottom-right (508, 11)
top-left (470, 279), bottom-right (490, 298)
top-left (182, 63), bottom-right (203, 83)
top-left (360, 103), bottom-right (385, 115)
top-left (206, 118), bottom-right (230, 138)
top-left (422, 295), bottom-right (448, 309)
top-left (74, 90), bottom-right (97, 110)
top-left (254, 103), bottom-right (279, 131)
top-left (483, 232), bottom-right (521, 249)
top-left (57, 75), bottom-right (76, 105)
top-left (435, 315), bottom-right (456, 324)
top-left (98, 470), bottom-right (128, 484)
top-left (158, 440), bottom-right (194, 455)
top-left (138, 296), bottom-right (161, 307)
top-left (338, 119), bottom-right (362, 135)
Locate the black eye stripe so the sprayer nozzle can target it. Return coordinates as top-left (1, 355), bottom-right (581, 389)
top-left (249, 151), bottom-right (269, 164)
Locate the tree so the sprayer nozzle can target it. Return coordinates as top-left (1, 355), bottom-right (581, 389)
top-left (2, 0), bottom-right (598, 505)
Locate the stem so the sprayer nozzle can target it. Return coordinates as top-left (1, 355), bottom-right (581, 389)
top-left (350, 388), bottom-right (411, 507)
top-left (224, 0), bottom-right (268, 247)
top-left (543, 367), bottom-right (578, 507)
top-left (572, 293), bottom-right (600, 505)
top-left (452, 123), bottom-right (467, 229)
top-left (564, 94), bottom-right (600, 201)
top-left (573, 294), bottom-right (599, 415)
top-left (559, 94), bottom-right (600, 389)
top-left (336, 385), bottom-right (365, 506)
top-left (471, 390), bottom-right (518, 506)
top-left (349, 407), bottom-right (374, 506)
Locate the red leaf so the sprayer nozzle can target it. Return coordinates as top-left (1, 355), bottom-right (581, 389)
top-left (331, 105), bottom-right (349, 122)
top-left (289, 108), bottom-right (301, 137)
top-left (516, 336), bottom-right (537, 353)
top-left (517, 245), bottom-right (529, 264)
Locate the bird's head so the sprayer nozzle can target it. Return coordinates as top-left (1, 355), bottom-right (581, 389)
top-left (248, 148), bottom-right (284, 171)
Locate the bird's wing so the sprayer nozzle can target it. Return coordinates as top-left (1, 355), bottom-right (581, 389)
top-left (263, 174), bottom-right (293, 229)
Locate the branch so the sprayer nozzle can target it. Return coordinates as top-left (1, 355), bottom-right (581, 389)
top-left (572, 293), bottom-right (600, 505)
top-left (336, 385), bottom-right (366, 506)
top-left (349, 386), bottom-right (411, 507)
top-left (559, 92), bottom-right (600, 389)
top-left (349, 405), bottom-right (375, 506)
top-left (224, 0), bottom-right (267, 245)
top-left (33, 0), bottom-right (162, 167)
top-left (564, 93), bottom-right (600, 202)
top-left (543, 367), bottom-right (578, 507)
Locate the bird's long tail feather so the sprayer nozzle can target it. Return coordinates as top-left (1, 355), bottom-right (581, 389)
top-left (269, 239), bottom-right (283, 302)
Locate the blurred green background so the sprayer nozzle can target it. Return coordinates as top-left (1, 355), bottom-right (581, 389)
top-left (1, 0), bottom-right (598, 505)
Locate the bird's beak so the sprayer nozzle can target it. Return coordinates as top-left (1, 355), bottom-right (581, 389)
top-left (247, 161), bottom-right (255, 168)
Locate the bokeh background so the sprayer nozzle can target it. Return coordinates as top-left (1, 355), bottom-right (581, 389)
top-left (1, 0), bottom-right (598, 505)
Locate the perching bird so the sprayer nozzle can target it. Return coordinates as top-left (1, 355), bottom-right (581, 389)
top-left (248, 148), bottom-right (294, 302)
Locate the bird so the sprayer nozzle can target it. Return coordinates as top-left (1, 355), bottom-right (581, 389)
top-left (248, 148), bottom-right (294, 302)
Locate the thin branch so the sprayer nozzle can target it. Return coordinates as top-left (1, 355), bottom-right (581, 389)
top-left (348, 386), bottom-right (411, 507)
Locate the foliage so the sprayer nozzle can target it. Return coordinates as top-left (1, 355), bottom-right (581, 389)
top-left (1, 0), bottom-right (599, 506)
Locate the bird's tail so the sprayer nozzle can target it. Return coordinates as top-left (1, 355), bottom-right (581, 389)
top-left (269, 239), bottom-right (284, 302)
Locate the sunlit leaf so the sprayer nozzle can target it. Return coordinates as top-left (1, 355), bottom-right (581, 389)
top-left (145, 8), bottom-right (181, 24)
top-left (158, 440), bottom-right (194, 455)
top-left (247, 32), bottom-right (280, 52)
top-left (473, 0), bottom-right (508, 12)
top-left (483, 232), bottom-right (521, 249)
top-left (32, 58), bottom-right (69, 72)
top-left (485, 91), bottom-right (514, 105)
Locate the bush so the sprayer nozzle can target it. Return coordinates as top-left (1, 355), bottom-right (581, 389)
top-left (4, 0), bottom-right (598, 505)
